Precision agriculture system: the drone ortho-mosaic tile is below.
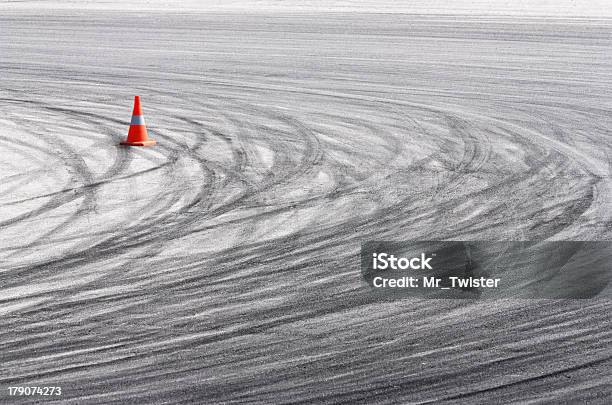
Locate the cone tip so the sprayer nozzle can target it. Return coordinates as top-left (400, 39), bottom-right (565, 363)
top-left (132, 95), bottom-right (143, 115)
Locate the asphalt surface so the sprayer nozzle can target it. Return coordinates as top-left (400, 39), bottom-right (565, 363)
top-left (0, 11), bottom-right (611, 404)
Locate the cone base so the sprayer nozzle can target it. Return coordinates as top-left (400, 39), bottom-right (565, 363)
top-left (120, 140), bottom-right (157, 147)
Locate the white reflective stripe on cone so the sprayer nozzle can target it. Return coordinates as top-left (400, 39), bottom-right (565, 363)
top-left (130, 115), bottom-right (145, 125)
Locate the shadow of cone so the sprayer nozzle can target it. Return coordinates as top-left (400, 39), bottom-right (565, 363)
top-left (120, 96), bottom-right (156, 146)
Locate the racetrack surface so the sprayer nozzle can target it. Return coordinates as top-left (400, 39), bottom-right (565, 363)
top-left (0, 12), bottom-right (611, 404)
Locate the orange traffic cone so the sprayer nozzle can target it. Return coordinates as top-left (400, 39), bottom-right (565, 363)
top-left (121, 96), bottom-right (156, 146)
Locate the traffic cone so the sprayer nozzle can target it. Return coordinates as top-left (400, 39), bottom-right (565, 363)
top-left (121, 96), bottom-right (156, 146)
